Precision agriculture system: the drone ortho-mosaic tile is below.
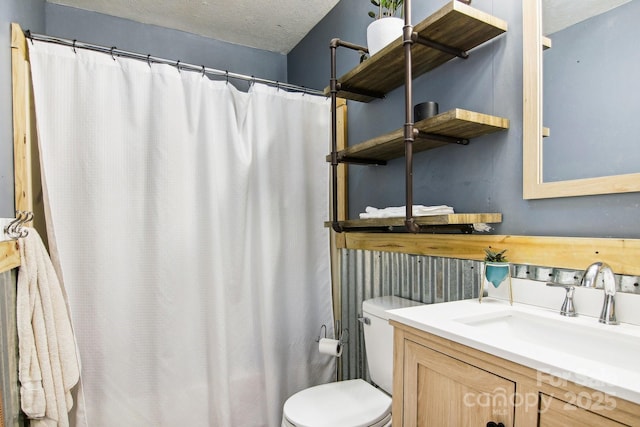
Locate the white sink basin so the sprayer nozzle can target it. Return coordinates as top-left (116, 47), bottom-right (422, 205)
top-left (387, 298), bottom-right (640, 404)
top-left (455, 310), bottom-right (640, 372)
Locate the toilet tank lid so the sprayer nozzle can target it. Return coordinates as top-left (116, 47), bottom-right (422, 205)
top-left (362, 296), bottom-right (423, 320)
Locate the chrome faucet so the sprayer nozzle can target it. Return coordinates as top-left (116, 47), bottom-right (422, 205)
top-left (581, 262), bottom-right (619, 325)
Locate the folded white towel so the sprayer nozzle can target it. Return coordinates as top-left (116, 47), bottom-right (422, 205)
top-left (473, 223), bottom-right (493, 232)
top-left (17, 228), bottom-right (80, 426)
top-left (359, 205), bottom-right (454, 219)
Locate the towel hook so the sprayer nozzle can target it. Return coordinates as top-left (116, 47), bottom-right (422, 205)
top-left (4, 211), bottom-right (33, 239)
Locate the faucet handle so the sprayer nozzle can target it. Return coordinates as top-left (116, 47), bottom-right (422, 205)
top-left (546, 282), bottom-right (576, 317)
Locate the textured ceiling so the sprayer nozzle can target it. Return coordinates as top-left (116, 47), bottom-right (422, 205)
top-left (46, 0), bottom-right (632, 53)
top-left (543, 0), bottom-right (631, 34)
top-left (46, 0), bottom-right (340, 54)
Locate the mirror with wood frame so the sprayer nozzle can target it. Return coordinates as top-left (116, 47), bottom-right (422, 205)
top-left (522, 0), bottom-right (640, 199)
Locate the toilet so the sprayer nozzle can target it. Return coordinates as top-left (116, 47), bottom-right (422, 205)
top-left (282, 296), bottom-right (423, 427)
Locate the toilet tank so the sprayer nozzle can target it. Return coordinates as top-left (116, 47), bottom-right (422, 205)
top-left (361, 296), bottom-right (423, 395)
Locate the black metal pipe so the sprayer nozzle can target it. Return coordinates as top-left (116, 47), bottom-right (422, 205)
top-left (330, 38), bottom-right (368, 53)
top-left (412, 33), bottom-right (469, 59)
top-left (27, 31), bottom-right (325, 96)
top-left (328, 38), bottom-right (373, 232)
top-left (403, 0), bottom-right (420, 234)
top-left (336, 156), bottom-right (387, 166)
top-left (415, 131), bottom-right (470, 145)
top-left (329, 40), bottom-right (342, 232)
top-left (337, 87), bottom-right (385, 100)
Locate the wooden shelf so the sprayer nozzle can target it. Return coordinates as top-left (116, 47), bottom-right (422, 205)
top-left (332, 109), bottom-right (509, 163)
top-left (326, 2), bottom-right (508, 234)
top-left (326, 213), bottom-right (502, 231)
top-left (325, 1), bottom-right (508, 102)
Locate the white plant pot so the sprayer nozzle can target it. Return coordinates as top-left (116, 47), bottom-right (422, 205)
top-left (366, 17), bottom-right (404, 56)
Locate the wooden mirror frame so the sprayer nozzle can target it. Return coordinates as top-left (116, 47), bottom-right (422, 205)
top-left (522, 0), bottom-right (640, 199)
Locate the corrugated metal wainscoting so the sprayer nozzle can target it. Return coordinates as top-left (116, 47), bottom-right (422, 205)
top-left (0, 270), bottom-right (21, 427)
top-left (339, 249), bottom-right (482, 383)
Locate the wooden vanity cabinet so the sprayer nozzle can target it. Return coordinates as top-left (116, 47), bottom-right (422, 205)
top-left (391, 321), bottom-right (640, 427)
top-left (538, 394), bottom-right (627, 427)
top-left (402, 340), bottom-right (515, 426)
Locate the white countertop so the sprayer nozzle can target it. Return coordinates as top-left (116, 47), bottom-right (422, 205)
top-left (388, 297), bottom-right (640, 405)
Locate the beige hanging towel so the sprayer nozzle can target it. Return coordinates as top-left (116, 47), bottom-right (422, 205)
top-left (17, 228), bottom-right (80, 426)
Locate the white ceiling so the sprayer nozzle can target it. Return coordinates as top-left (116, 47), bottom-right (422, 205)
top-left (46, 0), bottom-right (341, 54)
top-left (543, 0), bottom-right (631, 34)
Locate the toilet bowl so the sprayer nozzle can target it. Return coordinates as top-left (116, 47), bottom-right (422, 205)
top-left (281, 296), bottom-right (423, 427)
top-left (282, 379), bottom-right (391, 427)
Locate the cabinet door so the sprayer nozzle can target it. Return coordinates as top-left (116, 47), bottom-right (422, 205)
top-left (538, 394), bottom-right (627, 427)
top-left (403, 340), bottom-right (515, 427)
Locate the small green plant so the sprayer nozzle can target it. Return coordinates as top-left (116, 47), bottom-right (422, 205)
top-left (368, 0), bottom-right (404, 19)
top-left (484, 248), bottom-right (508, 263)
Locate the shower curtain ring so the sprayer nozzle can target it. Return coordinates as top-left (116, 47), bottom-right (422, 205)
top-left (110, 46), bottom-right (117, 61)
top-left (225, 70), bottom-right (229, 84)
top-left (176, 60), bottom-right (181, 73)
top-left (72, 40), bottom-right (77, 54)
top-left (147, 54), bottom-right (152, 68)
top-left (201, 66), bottom-right (206, 78)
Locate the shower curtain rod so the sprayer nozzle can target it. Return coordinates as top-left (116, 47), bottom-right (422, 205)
top-left (25, 30), bottom-right (326, 97)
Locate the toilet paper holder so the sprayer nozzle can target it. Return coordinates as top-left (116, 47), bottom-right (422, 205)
top-left (315, 321), bottom-right (348, 345)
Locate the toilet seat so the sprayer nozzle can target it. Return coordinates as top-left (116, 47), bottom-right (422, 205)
top-left (282, 379), bottom-right (391, 427)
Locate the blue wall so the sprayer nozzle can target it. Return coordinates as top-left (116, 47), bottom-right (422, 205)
top-left (288, 0), bottom-right (640, 239)
top-left (0, 3), bottom-right (287, 218)
top-left (0, 0), bottom-right (45, 218)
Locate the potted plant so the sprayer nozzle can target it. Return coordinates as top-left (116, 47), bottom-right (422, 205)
top-left (484, 248), bottom-right (510, 288)
top-left (366, 0), bottom-right (404, 56)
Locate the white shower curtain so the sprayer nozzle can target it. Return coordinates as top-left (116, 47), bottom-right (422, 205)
top-left (29, 41), bottom-right (334, 426)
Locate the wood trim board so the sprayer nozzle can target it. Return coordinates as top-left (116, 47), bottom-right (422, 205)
top-left (329, 98), bottom-right (348, 374)
top-left (7, 23), bottom-right (48, 272)
top-left (0, 242), bottom-right (20, 274)
top-left (11, 23), bottom-right (33, 215)
top-left (339, 233), bottom-right (640, 276)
